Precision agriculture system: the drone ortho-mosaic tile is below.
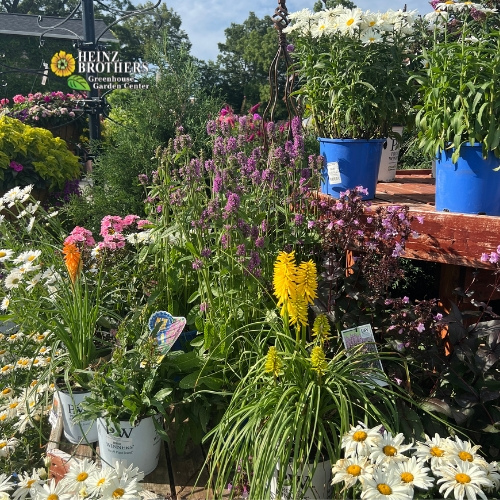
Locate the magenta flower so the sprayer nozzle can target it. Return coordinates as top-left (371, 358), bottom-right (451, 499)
top-left (9, 161), bottom-right (23, 172)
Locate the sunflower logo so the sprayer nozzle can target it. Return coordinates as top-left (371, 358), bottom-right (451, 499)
top-left (50, 51), bottom-right (76, 77)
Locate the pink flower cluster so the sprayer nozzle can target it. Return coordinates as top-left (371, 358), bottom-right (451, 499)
top-left (64, 215), bottom-right (151, 252)
top-left (481, 246), bottom-right (500, 264)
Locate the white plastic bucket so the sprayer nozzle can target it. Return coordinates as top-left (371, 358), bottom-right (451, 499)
top-left (97, 415), bottom-right (162, 475)
top-left (378, 126), bottom-right (404, 182)
top-left (55, 390), bottom-right (98, 444)
top-left (270, 460), bottom-right (332, 499)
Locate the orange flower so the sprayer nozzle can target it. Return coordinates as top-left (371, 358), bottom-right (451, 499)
top-left (62, 243), bottom-right (81, 283)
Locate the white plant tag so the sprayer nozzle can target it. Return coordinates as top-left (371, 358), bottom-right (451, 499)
top-left (48, 409), bottom-right (58, 428)
top-left (327, 162), bottom-right (341, 184)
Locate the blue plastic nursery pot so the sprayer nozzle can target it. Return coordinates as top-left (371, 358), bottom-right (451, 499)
top-left (436, 143), bottom-right (500, 215)
top-left (318, 138), bottom-right (386, 200)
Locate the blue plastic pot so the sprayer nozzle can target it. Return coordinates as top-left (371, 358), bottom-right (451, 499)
top-left (318, 138), bottom-right (386, 200)
top-left (436, 143), bottom-right (500, 215)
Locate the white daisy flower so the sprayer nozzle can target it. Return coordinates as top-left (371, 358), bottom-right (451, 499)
top-left (112, 460), bottom-right (145, 483)
top-left (342, 424), bottom-right (383, 457)
top-left (4, 270), bottom-right (23, 290)
top-left (0, 350), bottom-right (7, 362)
top-left (445, 436), bottom-right (489, 469)
top-left (16, 262), bottom-right (41, 275)
top-left (0, 297), bottom-right (9, 311)
top-left (0, 388), bottom-right (13, 399)
top-left (0, 437), bottom-right (18, 457)
top-left (483, 461), bottom-right (500, 493)
top-left (14, 249), bottom-right (41, 265)
top-left (2, 398), bottom-right (20, 418)
top-left (86, 466), bottom-right (118, 497)
top-left (369, 431), bottom-right (413, 465)
top-left (60, 457), bottom-right (98, 492)
top-left (0, 250), bottom-right (13, 262)
top-left (0, 412), bottom-right (10, 424)
top-left (394, 456), bottom-right (434, 490)
top-left (6, 331), bottom-right (23, 343)
top-left (331, 455), bottom-right (374, 489)
top-left (337, 8), bottom-right (363, 34)
top-left (2, 187), bottom-right (22, 207)
top-left (436, 460), bottom-right (493, 500)
top-left (360, 467), bottom-right (412, 499)
top-left (12, 469), bottom-right (42, 500)
top-left (15, 357), bottom-right (31, 370)
top-left (19, 185), bottom-right (33, 203)
top-left (360, 28), bottom-right (383, 45)
top-left (26, 216), bottom-right (36, 233)
top-left (101, 477), bottom-right (142, 500)
top-left (0, 365), bottom-right (13, 376)
top-left (0, 473), bottom-right (14, 493)
top-left (38, 345), bottom-right (52, 355)
top-left (33, 478), bottom-right (73, 500)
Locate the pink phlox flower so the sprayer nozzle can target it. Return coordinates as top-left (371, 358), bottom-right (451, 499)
top-left (137, 219), bottom-right (152, 229)
top-left (13, 94), bottom-right (26, 104)
top-left (100, 215), bottom-right (125, 237)
top-left (64, 226), bottom-right (96, 247)
top-left (122, 214), bottom-right (140, 227)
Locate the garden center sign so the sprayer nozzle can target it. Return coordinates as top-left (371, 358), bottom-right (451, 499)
top-left (50, 49), bottom-right (149, 91)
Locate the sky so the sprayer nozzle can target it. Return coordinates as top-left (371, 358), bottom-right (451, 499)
top-left (164, 0), bottom-right (435, 62)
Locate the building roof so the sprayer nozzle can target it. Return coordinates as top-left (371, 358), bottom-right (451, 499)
top-left (0, 12), bottom-right (118, 43)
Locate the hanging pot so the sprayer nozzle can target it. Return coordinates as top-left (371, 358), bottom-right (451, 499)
top-left (436, 143), bottom-right (500, 215)
top-left (318, 138), bottom-right (385, 200)
top-left (54, 390), bottom-right (97, 444)
top-left (96, 414), bottom-right (162, 475)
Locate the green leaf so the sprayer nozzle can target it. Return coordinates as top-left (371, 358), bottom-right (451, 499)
top-left (67, 75), bottom-right (91, 91)
top-left (154, 387), bottom-right (173, 400)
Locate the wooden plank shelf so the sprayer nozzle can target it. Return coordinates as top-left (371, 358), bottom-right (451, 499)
top-left (374, 170), bottom-right (500, 270)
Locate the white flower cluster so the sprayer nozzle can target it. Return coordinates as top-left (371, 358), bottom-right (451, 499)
top-left (0, 458), bottom-right (145, 499)
top-left (284, 6), bottom-right (417, 44)
top-left (332, 423), bottom-right (500, 499)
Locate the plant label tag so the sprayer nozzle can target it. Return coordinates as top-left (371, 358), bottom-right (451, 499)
top-left (327, 162), bottom-right (341, 184)
top-left (341, 323), bottom-right (387, 386)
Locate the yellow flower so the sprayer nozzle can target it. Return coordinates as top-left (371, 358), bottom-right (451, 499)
top-left (310, 346), bottom-right (328, 376)
top-left (62, 243), bottom-right (81, 283)
top-left (273, 251), bottom-right (297, 306)
top-left (264, 346), bottom-right (283, 378)
top-left (50, 51), bottom-right (76, 77)
top-left (287, 294), bottom-right (308, 328)
top-left (312, 314), bottom-right (331, 344)
top-left (296, 260), bottom-right (317, 304)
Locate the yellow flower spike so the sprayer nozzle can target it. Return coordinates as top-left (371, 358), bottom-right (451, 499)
top-left (264, 346), bottom-right (283, 378)
top-left (273, 251), bottom-right (297, 306)
top-left (310, 346), bottom-right (328, 376)
top-left (312, 314), bottom-right (331, 344)
top-left (296, 260), bottom-right (318, 305)
top-left (288, 295), bottom-right (308, 328)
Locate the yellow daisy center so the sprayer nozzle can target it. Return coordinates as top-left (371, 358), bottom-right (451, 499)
top-left (401, 472), bottom-right (414, 483)
top-left (319, 24), bottom-right (326, 30)
top-left (27, 479), bottom-right (35, 487)
top-left (353, 430), bottom-right (367, 442)
top-left (9, 402), bottom-right (18, 409)
top-left (0, 350), bottom-right (6, 355)
top-left (383, 445), bottom-right (397, 456)
top-left (0, 443), bottom-right (6, 449)
top-left (112, 488), bottom-right (125, 498)
top-left (97, 478), bottom-right (106, 486)
top-left (430, 446), bottom-right (444, 457)
top-left (347, 18), bottom-right (354, 26)
top-left (47, 494), bottom-right (59, 500)
top-left (1, 366), bottom-right (9, 372)
top-left (76, 472), bottom-right (88, 482)
top-left (369, 20), bottom-right (376, 26)
top-left (377, 483), bottom-right (392, 495)
top-left (458, 451), bottom-right (473, 462)
top-left (455, 473), bottom-right (471, 484)
top-left (0, 252), bottom-right (5, 258)
top-left (0, 414), bottom-right (7, 421)
top-left (2, 388), bottom-right (12, 395)
top-left (346, 464), bottom-right (361, 476)
top-left (27, 255), bottom-right (36, 261)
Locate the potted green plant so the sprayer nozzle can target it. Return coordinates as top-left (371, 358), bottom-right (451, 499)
top-left (76, 316), bottom-right (173, 475)
top-left (284, 6), bottom-right (416, 199)
top-left (411, 1), bottom-right (500, 215)
top-left (0, 191), bottom-right (153, 443)
top-left (0, 115), bottom-right (81, 193)
top-left (205, 251), bottom-right (402, 499)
